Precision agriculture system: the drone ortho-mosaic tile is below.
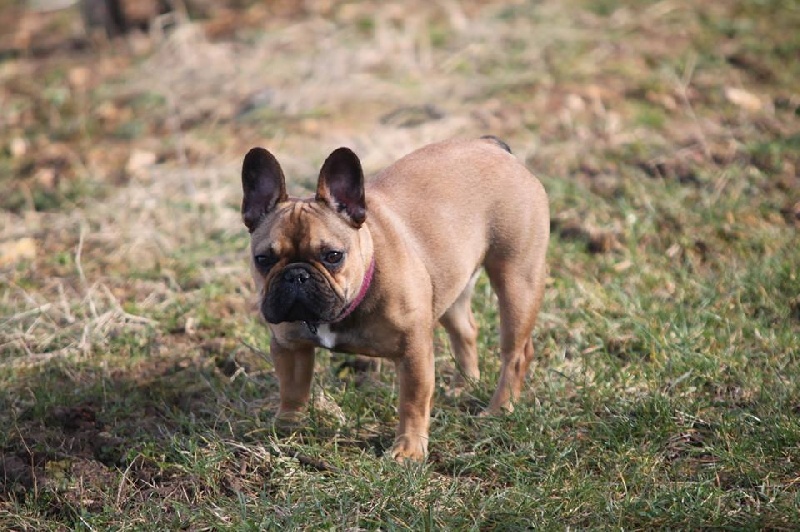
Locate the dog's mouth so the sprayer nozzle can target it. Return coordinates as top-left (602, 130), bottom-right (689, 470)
top-left (262, 263), bottom-right (343, 324)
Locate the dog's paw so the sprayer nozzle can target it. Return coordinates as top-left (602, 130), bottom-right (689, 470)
top-left (389, 434), bottom-right (428, 462)
top-left (273, 409), bottom-right (307, 433)
top-left (478, 402), bottom-right (514, 417)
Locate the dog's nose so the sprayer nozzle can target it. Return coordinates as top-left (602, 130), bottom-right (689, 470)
top-left (283, 266), bottom-right (311, 284)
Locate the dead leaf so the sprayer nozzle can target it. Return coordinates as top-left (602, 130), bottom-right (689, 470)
top-left (613, 259), bottom-right (632, 272)
top-left (0, 238), bottom-right (37, 267)
top-left (724, 87), bottom-right (764, 112)
top-left (34, 167), bottom-right (57, 189)
top-left (666, 243), bottom-right (682, 258)
top-left (96, 101), bottom-right (125, 123)
top-left (10, 137), bottom-right (28, 158)
top-left (68, 67), bottom-right (91, 91)
top-left (126, 149), bottom-right (157, 180)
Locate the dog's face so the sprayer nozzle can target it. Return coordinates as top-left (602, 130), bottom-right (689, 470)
top-left (242, 147), bottom-right (370, 325)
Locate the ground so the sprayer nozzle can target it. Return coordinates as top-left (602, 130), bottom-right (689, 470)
top-left (1, 0), bottom-right (799, 529)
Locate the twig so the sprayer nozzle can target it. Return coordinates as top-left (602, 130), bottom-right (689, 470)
top-left (0, 303), bottom-right (53, 325)
top-left (278, 446), bottom-right (345, 475)
top-left (225, 440), bottom-right (345, 475)
top-left (672, 53), bottom-right (711, 158)
top-left (57, 281), bottom-right (75, 323)
top-left (239, 338), bottom-right (270, 363)
top-left (75, 224), bottom-right (98, 319)
top-left (115, 457), bottom-right (137, 510)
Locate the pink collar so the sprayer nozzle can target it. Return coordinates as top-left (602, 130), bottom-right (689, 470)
top-left (332, 257), bottom-right (375, 323)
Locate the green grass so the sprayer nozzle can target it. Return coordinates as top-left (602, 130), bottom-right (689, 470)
top-left (2, 177), bottom-right (797, 528)
top-left (1, 0), bottom-right (799, 529)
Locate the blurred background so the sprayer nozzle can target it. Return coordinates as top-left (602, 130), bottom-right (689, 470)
top-left (1, 0), bottom-right (797, 215)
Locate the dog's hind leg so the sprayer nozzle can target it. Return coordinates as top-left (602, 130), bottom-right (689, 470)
top-left (483, 260), bottom-right (545, 414)
top-left (440, 271), bottom-right (480, 391)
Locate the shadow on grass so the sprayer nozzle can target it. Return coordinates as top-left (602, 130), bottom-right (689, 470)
top-left (0, 347), bottom-right (417, 517)
top-left (0, 349), bottom-right (285, 517)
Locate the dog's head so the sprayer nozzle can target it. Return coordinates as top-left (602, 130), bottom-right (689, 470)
top-left (241, 147), bottom-right (372, 325)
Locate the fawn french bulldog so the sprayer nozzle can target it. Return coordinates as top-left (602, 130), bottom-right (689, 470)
top-left (242, 137), bottom-right (549, 461)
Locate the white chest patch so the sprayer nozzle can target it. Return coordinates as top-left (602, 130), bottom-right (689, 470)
top-left (315, 324), bottom-right (337, 349)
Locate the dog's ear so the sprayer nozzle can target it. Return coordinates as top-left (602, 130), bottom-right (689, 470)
top-left (316, 147), bottom-right (366, 227)
top-left (242, 147), bottom-right (288, 232)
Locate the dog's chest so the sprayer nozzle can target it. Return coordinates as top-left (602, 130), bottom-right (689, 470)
top-left (313, 324), bottom-right (337, 349)
top-left (276, 320), bottom-right (400, 358)
top-left (281, 321), bottom-right (347, 350)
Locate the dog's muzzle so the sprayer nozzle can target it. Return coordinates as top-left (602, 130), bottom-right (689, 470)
top-left (262, 263), bottom-right (339, 324)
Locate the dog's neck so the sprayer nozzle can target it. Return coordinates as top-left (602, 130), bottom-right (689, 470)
top-left (332, 257), bottom-right (375, 323)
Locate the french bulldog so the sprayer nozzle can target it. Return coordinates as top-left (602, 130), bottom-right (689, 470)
top-left (241, 137), bottom-right (549, 461)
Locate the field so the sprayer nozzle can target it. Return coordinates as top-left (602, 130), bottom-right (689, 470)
top-left (1, 0), bottom-right (799, 528)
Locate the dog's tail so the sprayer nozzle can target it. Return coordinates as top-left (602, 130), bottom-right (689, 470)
top-left (480, 135), bottom-right (512, 154)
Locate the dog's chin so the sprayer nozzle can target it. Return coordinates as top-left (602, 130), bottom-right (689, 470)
top-left (263, 303), bottom-right (317, 324)
top-left (262, 301), bottom-right (344, 325)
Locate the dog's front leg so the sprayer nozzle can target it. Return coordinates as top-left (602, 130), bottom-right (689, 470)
top-left (271, 338), bottom-right (315, 423)
top-left (390, 338), bottom-right (435, 462)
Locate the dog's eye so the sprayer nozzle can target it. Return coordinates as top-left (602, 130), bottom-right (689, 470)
top-left (322, 250), bottom-right (344, 266)
top-left (254, 253), bottom-right (279, 270)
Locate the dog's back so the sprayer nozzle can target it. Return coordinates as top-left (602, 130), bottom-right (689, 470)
top-left (367, 137), bottom-right (549, 318)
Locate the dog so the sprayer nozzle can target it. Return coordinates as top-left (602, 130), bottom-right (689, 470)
top-left (241, 137), bottom-right (549, 461)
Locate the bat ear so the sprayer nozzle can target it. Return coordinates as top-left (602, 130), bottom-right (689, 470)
top-left (241, 148), bottom-right (288, 232)
top-left (315, 147), bottom-right (366, 228)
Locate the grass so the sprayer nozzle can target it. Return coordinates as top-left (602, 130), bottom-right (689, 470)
top-left (1, 0), bottom-right (799, 529)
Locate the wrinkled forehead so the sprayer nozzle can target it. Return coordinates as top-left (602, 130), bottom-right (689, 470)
top-left (251, 200), bottom-right (352, 253)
